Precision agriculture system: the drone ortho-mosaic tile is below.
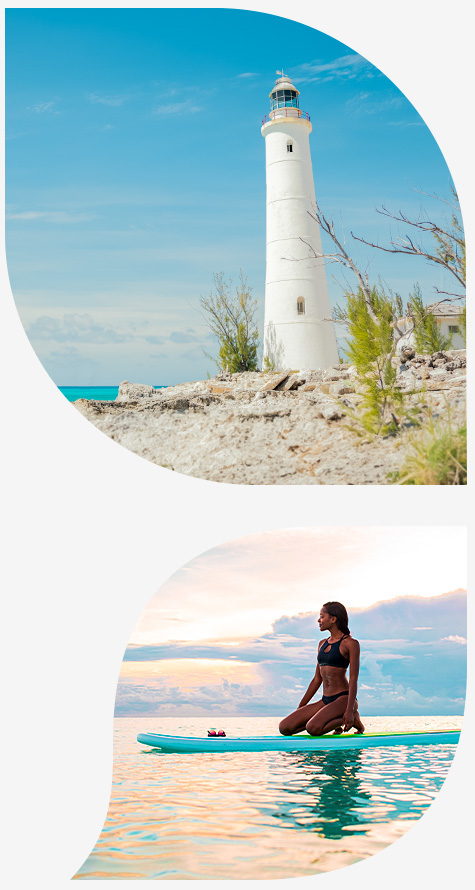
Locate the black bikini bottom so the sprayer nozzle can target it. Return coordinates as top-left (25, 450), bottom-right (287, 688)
top-left (322, 691), bottom-right (349, 706)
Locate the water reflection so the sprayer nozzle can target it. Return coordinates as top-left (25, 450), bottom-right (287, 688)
top-left (272, 749), bottom-right (371, 838)
top-left (75, 718), bottom-right (460, 880)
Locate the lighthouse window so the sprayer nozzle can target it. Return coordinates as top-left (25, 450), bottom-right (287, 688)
top-left (287, 142), bottom-right (293, 152)
top-left (271, 89), bottom-right (299, 111)
top-left (297, 298), bottom-right (305, 315)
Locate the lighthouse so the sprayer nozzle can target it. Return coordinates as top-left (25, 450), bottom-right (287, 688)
top-left (261, 72), bottom-right (339, 370)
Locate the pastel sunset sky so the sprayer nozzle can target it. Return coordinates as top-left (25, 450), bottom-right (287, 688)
top-left (6, 8), bottom-right (459, 386)
top-left (117, 527), bottom-right (467, 717)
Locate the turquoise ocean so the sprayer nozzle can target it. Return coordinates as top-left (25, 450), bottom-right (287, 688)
top-left (74, 714), bottom-right (462, 880)
top-left (59, 386), bottom-right (167, 402)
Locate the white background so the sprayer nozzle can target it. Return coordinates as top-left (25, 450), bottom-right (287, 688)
top-left (1, 1), bottom-right (473, 887)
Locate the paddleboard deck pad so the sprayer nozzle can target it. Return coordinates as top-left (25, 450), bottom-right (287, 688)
top-left (137, 729), bottom-right (460, 753)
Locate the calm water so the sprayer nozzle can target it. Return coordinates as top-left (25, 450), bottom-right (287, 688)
top-left (75, 715), bottom-right (462, 880)
top-left (58, 386), bottom-right (167, 402)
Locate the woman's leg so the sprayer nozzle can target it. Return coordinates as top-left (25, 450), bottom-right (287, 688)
top-left (279, 700), bottom-right (327, 736)
top-left (353, 706), bottom-right (365, 733)
top-left (305, 697), bottom-right (350, 736)
top-left (333, 701), bottom-right (365, 734)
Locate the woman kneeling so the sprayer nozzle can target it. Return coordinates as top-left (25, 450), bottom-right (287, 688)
top-left (279, 602), bottom-right (365, 737)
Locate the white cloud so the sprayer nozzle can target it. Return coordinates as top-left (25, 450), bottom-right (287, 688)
top-left (27, 312), bottom-right (149, 345)
top-left (344, 92), bottom-right (403, 116)
top-left (153, 99), bottom-right (203, 115)
top-left (291, 54), bottom-right (373, 84)
top-left (46, 345), bottom-right (98, 370)
top-left (5, 131), bottom-right (30, 141)
top-left (87, 92), bottom-right (126, 106)
top-left (27, 101), bottom-right (59, 114)
top-left (6, 210), bottom-right (95, 224)
top-left (169, 330), bottom-right (201, 344)
top-left (131, 529), bottom-right (466, 645)
top-left (26, 312), bottom-right (209, 351)
top-left (387, 120), bottom-right (424, 128)
top-left (121, 584), bottom-right (467, 716)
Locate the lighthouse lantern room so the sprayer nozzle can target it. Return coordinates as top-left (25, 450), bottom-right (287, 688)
top-left (261, 72), bottom-right (339, 370)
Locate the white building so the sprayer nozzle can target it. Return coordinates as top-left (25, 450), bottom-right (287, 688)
top-left (261, 73), bottom-right (339, 371)
top-left (396, 302), bottom-right (466, 353)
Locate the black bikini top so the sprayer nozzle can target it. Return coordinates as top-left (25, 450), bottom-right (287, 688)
top-left (317, 635), bottom-right (350, 669)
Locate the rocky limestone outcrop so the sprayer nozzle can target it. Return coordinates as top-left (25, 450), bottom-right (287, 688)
top-left (73, 351), bottom-right (466, 485)
top-left (395, 349), bottom-right (467, 391)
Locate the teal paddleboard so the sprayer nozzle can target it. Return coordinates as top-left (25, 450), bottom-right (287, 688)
top-left (137, 729), bottom-right (460, 753)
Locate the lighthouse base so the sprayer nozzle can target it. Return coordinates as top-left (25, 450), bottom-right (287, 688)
top-left (263, 319), bottom-right (339, 371)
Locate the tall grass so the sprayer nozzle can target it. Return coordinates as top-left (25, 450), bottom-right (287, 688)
top-left (392, 416), bottom-right (467, 485)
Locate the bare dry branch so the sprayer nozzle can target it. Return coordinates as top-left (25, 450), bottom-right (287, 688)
top-left (433, 290), bottom-right (466, 300)
top-left (306, 204), bottom-right (378, 321)
top-left (409, 185), bottom-right (460, 212)
top-left (351, 225), bottom-right (466, 289)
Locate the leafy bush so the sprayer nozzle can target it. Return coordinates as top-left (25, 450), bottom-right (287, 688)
top-left (407, 285), bottom-right (453, 353)
top-left (391, 416), bottom-right (467, 485)
top-left (200, 272), bottom-right (259, 373)
top-left (341, 286), bottom-right (405, 436)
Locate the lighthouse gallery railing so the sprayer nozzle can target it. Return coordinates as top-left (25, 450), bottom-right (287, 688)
top-left (261, 109), bottom-right (311, 125)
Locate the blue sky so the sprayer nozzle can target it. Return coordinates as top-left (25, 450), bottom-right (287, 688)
top-left (116, 527), bottom-right (467, 717)
top-left (5, 8), bottom-right (459, 385)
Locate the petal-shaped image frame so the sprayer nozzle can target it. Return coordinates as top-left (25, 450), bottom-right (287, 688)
top-left (75, 526), bottom-right (466, 880)
top-left (4, 7), bottom-right (467, 486)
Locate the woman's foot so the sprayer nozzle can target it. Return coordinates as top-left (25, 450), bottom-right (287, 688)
top-left (332, 726), bottom-right (343, 734)
top-left (353, 710), bottom-right (365, 734)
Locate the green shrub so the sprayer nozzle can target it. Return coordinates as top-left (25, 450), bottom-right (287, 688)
top-left (200, 272), bottom-right (259, 373)
top-left (391, 416), bottom-right (467, 485)
top-left (343, 286), bottom-right (405, 436)
top-left (407, 285), bottom-right (453, 353)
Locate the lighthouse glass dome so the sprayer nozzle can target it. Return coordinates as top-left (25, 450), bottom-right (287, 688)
top-left (271, 89), bottom-right (299, 110)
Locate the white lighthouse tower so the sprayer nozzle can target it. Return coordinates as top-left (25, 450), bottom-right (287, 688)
top-left (261, 72), bottom-right (339, 370)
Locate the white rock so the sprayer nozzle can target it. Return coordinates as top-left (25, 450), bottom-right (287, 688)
top-left (116, 381), bottom-right (162, 402)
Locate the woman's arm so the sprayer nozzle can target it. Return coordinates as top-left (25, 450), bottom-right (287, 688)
top-left (298, 664), bottom-right (322, 708)
top-left (342, 639), bottom-right (360, 730)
